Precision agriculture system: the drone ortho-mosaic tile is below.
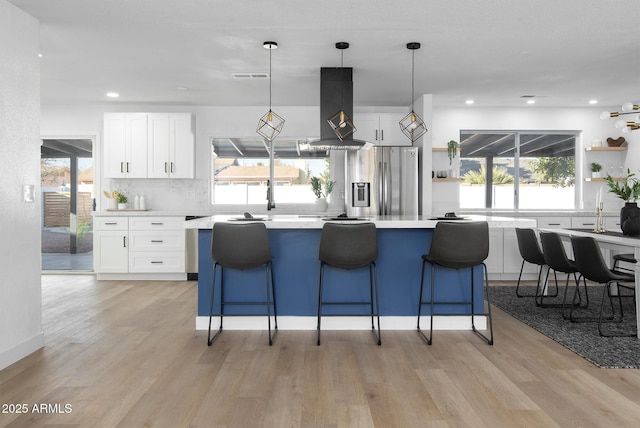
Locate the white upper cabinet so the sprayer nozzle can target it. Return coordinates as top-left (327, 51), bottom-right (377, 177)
top-left (104, 113), bottom-right (148, 178)
top-left (147, 113), bottom-right (195, 179)
top-left (104, 112), bottom-right (194, 179)
top-left (354, 113), bottom-right (410, 146)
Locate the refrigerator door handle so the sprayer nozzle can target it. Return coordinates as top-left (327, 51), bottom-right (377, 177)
top-left (378, 161), bottom-right (383, 215)
top-left (384, 161), bottom-right (390, 215)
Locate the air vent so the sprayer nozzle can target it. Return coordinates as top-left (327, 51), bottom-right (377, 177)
top-left (231, 73), bottom-right (269, 79)
top-left (520, 95), bottom-right (536, 98)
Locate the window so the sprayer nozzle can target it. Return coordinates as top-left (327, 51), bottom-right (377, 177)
top-left (211, 138), bottom-right (331, 205)
top-left (459, 131), bottom-right (576, 210)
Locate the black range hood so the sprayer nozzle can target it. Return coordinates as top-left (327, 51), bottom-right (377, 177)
top-left (308, 67), bottom-right (369, 150)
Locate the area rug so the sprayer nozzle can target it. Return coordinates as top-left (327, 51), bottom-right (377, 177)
top-left (490, 285), bottom-right (639, 369)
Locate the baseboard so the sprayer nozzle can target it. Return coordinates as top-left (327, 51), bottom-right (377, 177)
top-left (195, 316), bottom-right (488, 331)
top-left (96, 272), bottom-right (187, 281)
top-left (0, 332), bottom-right (45, 371)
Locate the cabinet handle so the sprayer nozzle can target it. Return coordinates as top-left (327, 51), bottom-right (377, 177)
top-left (548, 223), bottom-right (561, 226)
top-left (151, 240), bottom-right (164, 243)
top-left (105, 222), bottom-right (117, 225)
top-left (381, 129), bottom-right (384, 141)
top-left (123, 236), bottom-right (127, 247)
top-left (581, 223), bottom-right (595, 226)
top-left (170, 162), bottom-right (174, 173)
top-left (126, 162), bottom-right (130, 173)
top-left (120, 162), bottom-right (124, 173)
top-left (151, 222), bottom-right (164, 225)
top-left (151, 261), bottom-right (164, 264)
top-left (164, 162), bottom-right (168, 173)
top-left (375, 130), bottom-right (378, 141)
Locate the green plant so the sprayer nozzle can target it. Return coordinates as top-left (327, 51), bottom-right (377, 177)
top-left (310, 176), bottom-right (335, 199)
top-left (115, 192), bottom-right (127, 203)
top-left (447, 140), bottom-right (459, 165)
top-left (590, 162), bottom-right (602, 172)
top-left (605, 169), bottom-right (640, 202)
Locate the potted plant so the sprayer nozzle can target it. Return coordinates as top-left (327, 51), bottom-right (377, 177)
top-left (605, 169), bottom-right (640, 235)
top-left (310, 176), bottom-right (335, 212)
top-left (590, 162), bottom-right (602, 178)
top-left (447, 140), bottom-right (459, 165)
top-left (115, 191), bottom-right (128, 209)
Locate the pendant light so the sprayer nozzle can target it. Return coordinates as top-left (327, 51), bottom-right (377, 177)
top-left (257, 41), bottom-right (285, 141)
top-left (327, 42), bottom-right (357, 141)
top-left (399, 42), bottom-right (428, 142)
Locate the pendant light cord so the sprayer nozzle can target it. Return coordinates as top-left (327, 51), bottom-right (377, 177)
top-left (411, 49), bottom-right (415, 112)
top-left (269, 47), bottom-right (272, 110)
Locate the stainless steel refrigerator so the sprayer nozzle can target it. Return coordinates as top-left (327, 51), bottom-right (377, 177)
top-left (345, 146), bottom-right (419, 217)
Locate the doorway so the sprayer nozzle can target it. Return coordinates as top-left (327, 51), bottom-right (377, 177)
top-left (41, 138), bottom-right (94, 271)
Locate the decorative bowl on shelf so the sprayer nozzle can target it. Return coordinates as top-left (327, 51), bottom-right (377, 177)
top-left (606, 137), bottom-right (625, 147)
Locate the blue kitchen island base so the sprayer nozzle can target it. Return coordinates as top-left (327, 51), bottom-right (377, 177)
top-left (195, 226), bottom-right (489, 331)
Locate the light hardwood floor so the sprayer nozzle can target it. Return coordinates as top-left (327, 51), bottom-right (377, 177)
top-left (1, 276), bottom-right (639, 427)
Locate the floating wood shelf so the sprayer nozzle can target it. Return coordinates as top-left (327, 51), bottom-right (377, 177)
top-left (585, 146), bottom-right (627, 152)
top-left (432, 147), bottom-right (459, 152)
top-left (584, 177), bottom-right (626, 182)
top-left (433, 178), bottom-right (460, 182)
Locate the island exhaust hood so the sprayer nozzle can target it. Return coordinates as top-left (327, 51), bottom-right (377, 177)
top-left (308, 67), bottom-right (370, 150)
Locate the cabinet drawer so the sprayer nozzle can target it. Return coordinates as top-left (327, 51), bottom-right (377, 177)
top-left (537, 217), bottom-right (571, 229)
top-left (128, 252), bottom-right (185, 273)
top-left (129, 230), bottom-right (185, 252)
top-left (129, 216), bottom-right (184, 230)
top-left (571, 217), bottom-right (597, 229)
top-left (604, 216), bottom-right (621, 231)
top-left (94, 217), bottom-right (128, 231)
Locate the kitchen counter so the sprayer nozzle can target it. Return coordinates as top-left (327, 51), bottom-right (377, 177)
top-left (183, 214), bottom-right (536, 230)
top-left (191, 214), bottom-right (536, 332)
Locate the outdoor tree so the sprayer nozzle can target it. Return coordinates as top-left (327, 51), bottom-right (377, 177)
top-left (529, 157), bottom-right (575, 188)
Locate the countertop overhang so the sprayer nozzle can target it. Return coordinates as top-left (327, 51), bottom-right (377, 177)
top-left (184, 214), bottom-right (537, 230)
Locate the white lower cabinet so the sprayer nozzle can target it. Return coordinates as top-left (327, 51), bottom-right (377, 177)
top-left (485, 228), bottom-right (504, 273)
top-left (94, 217), bottom-right (129, 273)
top-left (94, 215), bottom-right (186, 279)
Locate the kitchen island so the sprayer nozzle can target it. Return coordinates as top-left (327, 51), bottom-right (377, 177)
top-left (185, 215), bottom-right (536, 331)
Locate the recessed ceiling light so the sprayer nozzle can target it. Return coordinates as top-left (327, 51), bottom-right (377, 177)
top-left (175, 86), bottom-right (189, 91)
top-left (526, 99), bottom-right (535, 105)
top-left (38, 53), bottom-right (43, 58)
top-left (106, 92), bottom-right (120, 98)
top-left (589, 99), bottom-right (598, 104)
top-left (465, 99), bottom-right (474, 105)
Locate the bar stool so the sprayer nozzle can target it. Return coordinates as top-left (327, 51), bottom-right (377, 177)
top-left (538, 231), bottom-right (588, 318)
top-left (317, 222), bottom-right (381, 346)
top-left (208, 222), bottom-right (277, 346)
top-left (417, 221), bottom-right (494, 345)
top-left (570, 235), bottom-right (636, 337)
top-left (514, 228), bottom-right (555, 301)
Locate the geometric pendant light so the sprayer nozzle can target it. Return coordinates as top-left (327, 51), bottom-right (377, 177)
top-left (327, 42), bottom-right (357, 141)
top-left (399, 42), bottom-right (428, 142)
top-left (257, 41), bottom-right (285, 141)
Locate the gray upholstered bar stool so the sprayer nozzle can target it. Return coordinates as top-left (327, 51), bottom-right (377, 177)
top-left (417, 221), bottom-right (494, 345)
top-left (208, 222), bottom-right (277, 346)
top-left (317, 222), bottom-right (381, 346)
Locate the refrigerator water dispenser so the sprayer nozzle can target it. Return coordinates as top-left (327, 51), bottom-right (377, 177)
top-left (352, 182), bottom-right (370, 207)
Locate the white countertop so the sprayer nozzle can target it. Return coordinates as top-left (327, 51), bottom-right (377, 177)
top-left (183, 214), bottom-right (537, 230)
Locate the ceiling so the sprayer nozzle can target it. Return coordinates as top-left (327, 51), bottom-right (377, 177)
top-left (9, 0), bottom-right (640, 108)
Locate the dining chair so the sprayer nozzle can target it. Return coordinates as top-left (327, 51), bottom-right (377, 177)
top-left (515, 228), bottom-right (555, 301)
top-left (570, 235), bottom-right (636, 337)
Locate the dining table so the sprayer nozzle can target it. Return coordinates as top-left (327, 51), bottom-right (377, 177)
top-left (539, 227), bottom-right (640, 339)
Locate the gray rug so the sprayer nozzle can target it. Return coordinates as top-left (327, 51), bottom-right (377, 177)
top-left (490, 285), bottom-right (639, 368)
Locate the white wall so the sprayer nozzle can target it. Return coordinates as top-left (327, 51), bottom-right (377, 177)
top-left (431, 106), bottom-right (640, 213)
top-left (0, 1), bottom-right (44, 370)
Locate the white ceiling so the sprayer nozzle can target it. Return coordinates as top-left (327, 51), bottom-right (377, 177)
top-left (9, 0), bottom-right (640, 108)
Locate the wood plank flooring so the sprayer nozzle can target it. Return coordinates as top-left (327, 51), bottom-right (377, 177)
top-left (1, 276), bottom-right (639, 427)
